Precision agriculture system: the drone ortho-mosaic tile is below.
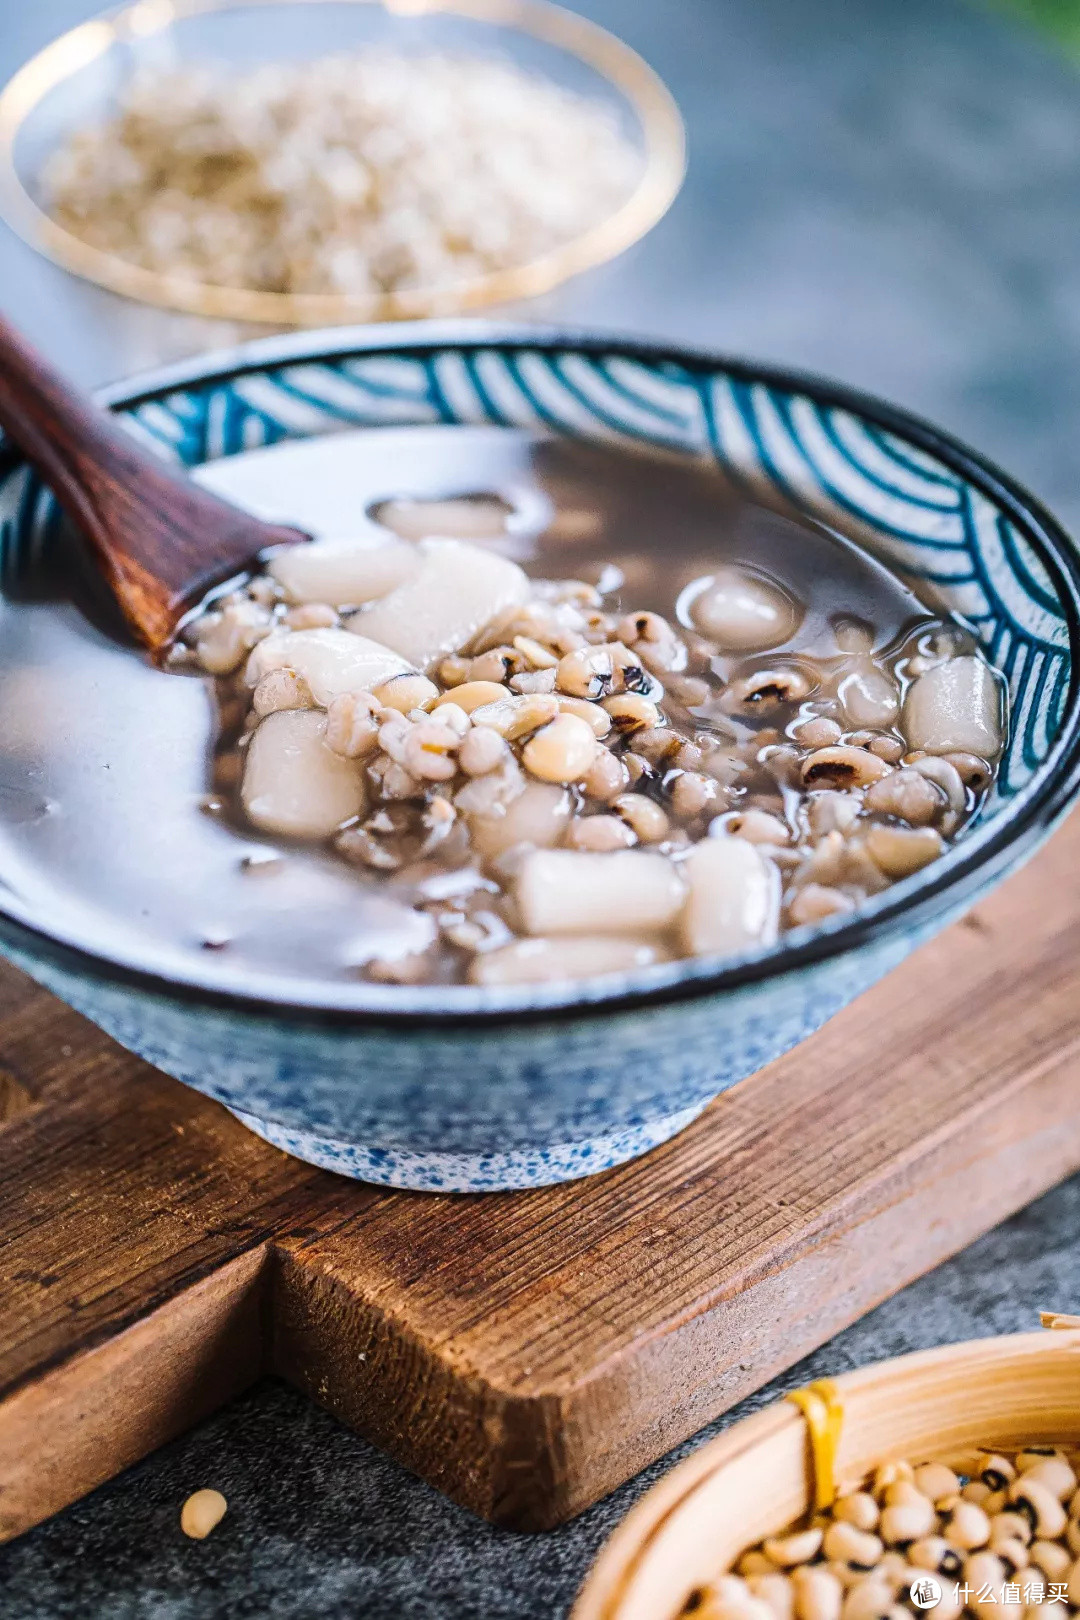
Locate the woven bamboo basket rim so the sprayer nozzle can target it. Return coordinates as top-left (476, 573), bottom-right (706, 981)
top-left (573, 1328), bottom-right (1080, 1620)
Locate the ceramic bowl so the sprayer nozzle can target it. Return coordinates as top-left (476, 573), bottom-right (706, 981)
top-left (0, 323), bottom-right (1078, 1192)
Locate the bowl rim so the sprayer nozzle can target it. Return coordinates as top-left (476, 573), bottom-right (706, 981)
top-left (0, 0), bottom-right (686, 324)
top-left (1, 318), bottom-right (1079, 1029)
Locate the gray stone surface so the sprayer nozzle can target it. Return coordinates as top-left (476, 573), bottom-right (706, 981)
top-left (2, 0), bottom-right (1080, 1612)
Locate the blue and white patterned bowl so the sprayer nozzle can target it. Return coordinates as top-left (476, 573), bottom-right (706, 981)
top-left (1, 323), bottom-right (1078, 1191)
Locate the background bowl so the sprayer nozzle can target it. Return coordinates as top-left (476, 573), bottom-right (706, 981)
top-left (0, 0), bottom-right (685, 325)
top-left (0, 323), bottom-right (1078, 1191)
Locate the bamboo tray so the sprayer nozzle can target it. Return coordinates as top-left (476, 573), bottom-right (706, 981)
top-left (573, 1328), bottom-right (1080, 1620)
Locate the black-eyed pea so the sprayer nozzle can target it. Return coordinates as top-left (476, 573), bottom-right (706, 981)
top-left (763, 1530), bottom-right (823, 1568)
top-left (990, 1512), bottom-right (1034, 1549)
top-left (669, 770), bottom-right (726, 819)
top-left (1067, 1519), bottom-right (1080, 1558)
top-left (943, 751), bottom-right (993, 791)
top-left (374, 673), bottom-right (441, 713)
top-left (823, 1522), bottom-right (884, 1570)
top-left (983, 1489), bottom-right (1009, 1516)
top-left (1018, 1457), bottom-right (1077, 1501)
top-left (919, 1579), bottom-right (963, 1620)
top-left (801, 747), bottom-right (892, 790)
top-left (512, 634), bottom-right (559, 670)
top-left (747, 1573), bottom-right (796, 1620)
top-left (565, 815), bottom-right (637, 852)
top-left (722, 667), bottom-right (813, 716)
top-left (965, 1551), bottom-right (1016, 1620)
top-left (666, 674), bottom-right (713, 706)
top-left (822, 1562), bottom-right (862, 1592)
top-left (995, 1539), bottom-right (1030, 1575)
top-left (867, 737), bottom-right (904, 764)
top-left (944, 1500), bottom-right (991, 1549)
top-left (466, 646), bottom-right (527, 684)
top-left (879, 1496), bottom-right (935, 1545)
top-left (909, 1537), bottom-right (961, 1577)
top-left (702, 1598), bottom-right (776, 1620)
top-left (838, 1579), bottom-right (894, 1620)
top-left (787, 885), bottom-right (856, 927)
top-left (834, 1493), bottom-right (880, 1534)
top-left (790, 1566), bottom-right (842, 1620)
top-left (909, 755), bottom-right (966, 814)
top-left (624, 752), bottom-right (654, 788)
top-left (438, 654), bottom-right (470, 687)
top-left (725, 808), bottom-right (790, 845)
top-left (1008, 1478), bottom-right (1067, 1539)
top-left (582, 748), bottom-right (629, 802)
top-left (602, 693), bottom-right (661, 733)
top-left (791, 715), bottom-right (843, 749)
top-left (962, 1481), bottom-right (993, 1506)
top-left (1029, 1541), bottom-right (1071, 1582)
top-left (612, 793), bottom-right (670, 843)
top-left (862, 767), bottom-right (943, 827)
top-left (632, 726), bottom-right (683, 766)
top-left (1068, 1556), bottom-right (1080, 1606)
top-left (435, 680), bottom-right (512, 715)
top-left (739, 1552), bottom-right (782, 1578)
top-left (556, 644), bottom-right (616, 699)
top-left (865, 824), bottom-right (944, 879)
top-left (555, 696), bottom-right (612, 738)
top-left (914, 1464), bottom-right (961, 1504)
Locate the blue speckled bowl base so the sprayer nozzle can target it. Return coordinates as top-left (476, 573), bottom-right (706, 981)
top-left (229, 1101), bottom-right (710, 1191)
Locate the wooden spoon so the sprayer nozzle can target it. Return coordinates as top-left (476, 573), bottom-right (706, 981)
top-left (0, 312), bottom-right (308, 655)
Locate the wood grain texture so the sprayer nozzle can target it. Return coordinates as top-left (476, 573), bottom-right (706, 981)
top-left (2, 814), bottom-right (1080, 1539)
top-left (0, 313), bottom-right (306, 651)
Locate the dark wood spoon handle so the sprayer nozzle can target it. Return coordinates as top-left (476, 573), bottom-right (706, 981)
top-left (0, 311), bottom-right (306, 653)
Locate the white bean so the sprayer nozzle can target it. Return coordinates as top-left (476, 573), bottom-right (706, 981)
top-left (683, 566), bottom-right (802, 651)
top-left (348, 539), bottom-right (528, 669)
top-left (679, 833), bottom-right (780, 956)
top-left (469, 935), bottom-right (668, 986)
top-left (242, 709), bottom-right (365, 838)
top-left (514, 849), bottom-right (686, 936)
top-left (268, 537), bottom-right (419, 606)
top-left (246, 628), bottom-right (411, 706)
top-left (901, 656), bottom-right (1003, 757)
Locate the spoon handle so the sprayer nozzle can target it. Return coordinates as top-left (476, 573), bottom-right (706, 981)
top-left (0, 312), bottom-right (303, 652)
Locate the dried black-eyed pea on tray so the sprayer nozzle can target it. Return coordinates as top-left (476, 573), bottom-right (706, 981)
top-left (686, 1446), bottom-right (1080, 1620)
top-left (179, 505), bottom-right (1007, 988)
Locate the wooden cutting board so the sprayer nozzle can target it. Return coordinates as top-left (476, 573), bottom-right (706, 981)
top-left (3, 812), bottom-right (1080, 1543)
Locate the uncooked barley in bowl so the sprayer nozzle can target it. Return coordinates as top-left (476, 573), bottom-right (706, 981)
top-left (40, 51), bottom-right (641, 297)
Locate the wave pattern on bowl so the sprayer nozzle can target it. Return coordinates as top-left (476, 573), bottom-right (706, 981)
top-left (1, 344), bottom-right (1069, 810)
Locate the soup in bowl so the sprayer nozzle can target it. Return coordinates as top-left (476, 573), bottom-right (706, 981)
top-left (0, 326), bottom-right (1076, 1190)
